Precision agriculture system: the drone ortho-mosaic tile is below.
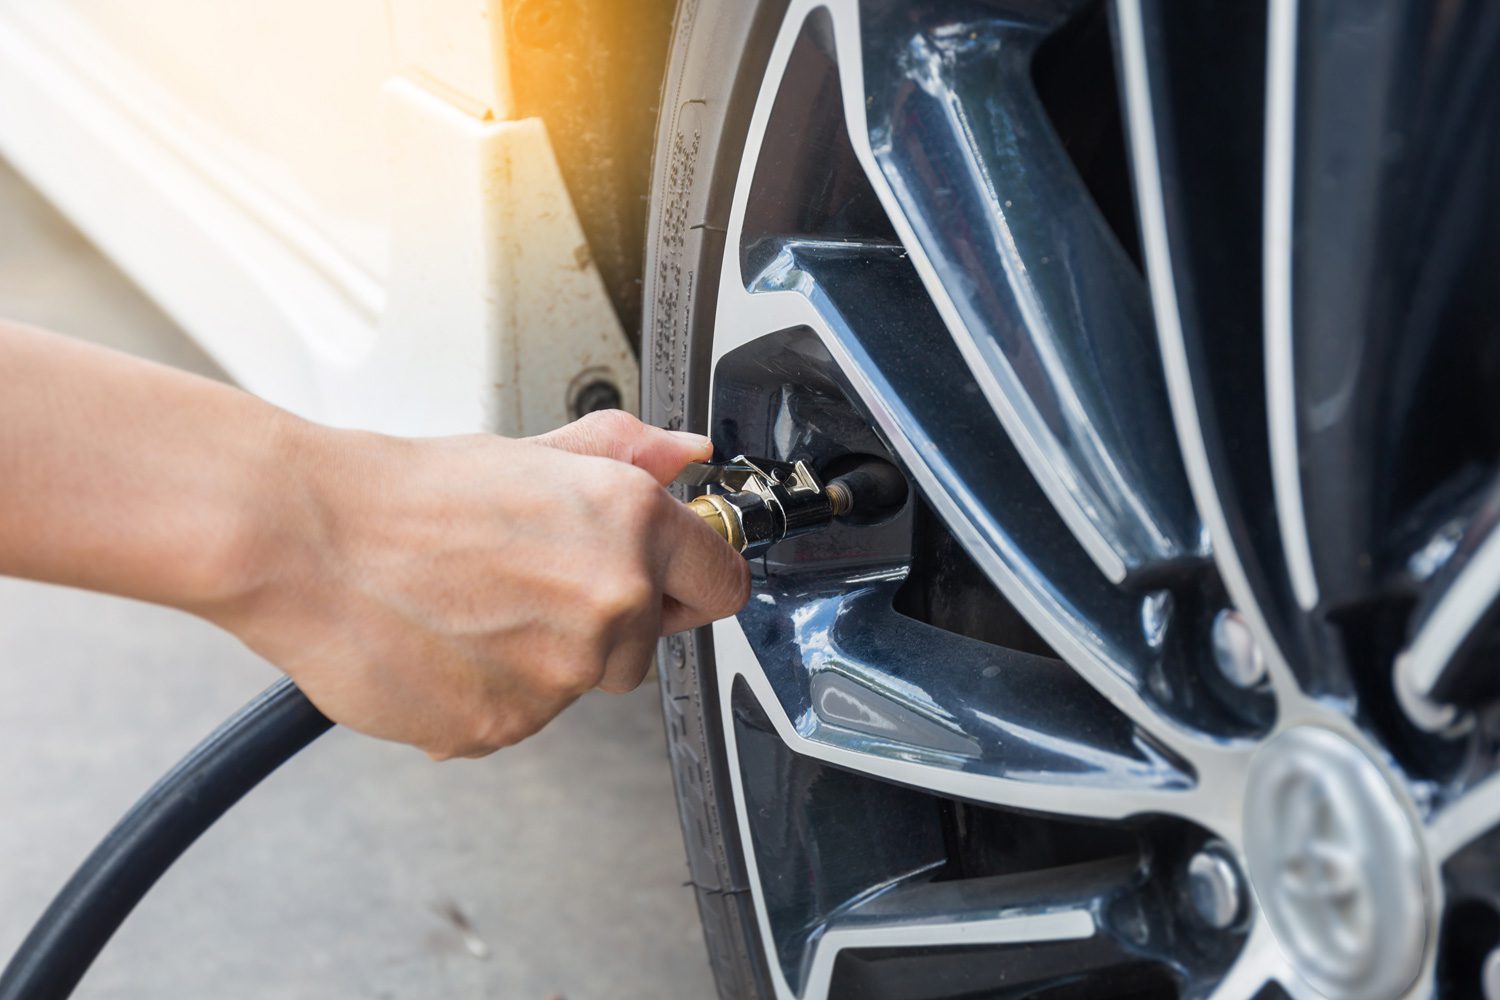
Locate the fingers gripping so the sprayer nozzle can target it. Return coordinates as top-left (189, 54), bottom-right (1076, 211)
top-left (532, 410), bottom-right (712, 484)
top-left (655, 497), bottom-right (751, 634)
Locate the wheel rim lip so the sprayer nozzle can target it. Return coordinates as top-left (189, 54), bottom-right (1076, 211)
top-left (691, 0), bottom-right (1473, 997)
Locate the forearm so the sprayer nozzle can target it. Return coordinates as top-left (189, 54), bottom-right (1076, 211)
top-left (0, 320), bottom-right (307, 614)
top-left (0, 320), bottom-right (745, 755)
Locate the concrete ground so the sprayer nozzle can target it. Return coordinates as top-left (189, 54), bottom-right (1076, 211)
top-left (0, 159), bottom-right (716, 999)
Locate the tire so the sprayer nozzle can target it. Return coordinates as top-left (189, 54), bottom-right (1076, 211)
top-left (645, 1), bottom-right (1500, 998)
top-left (643, 2), bottom-right (786, 997)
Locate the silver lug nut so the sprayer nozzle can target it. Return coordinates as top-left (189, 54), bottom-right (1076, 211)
top-left (1186, 844), bottom-right (1244, 930)
top-left (1211, 609), bottom-right (1266, 688)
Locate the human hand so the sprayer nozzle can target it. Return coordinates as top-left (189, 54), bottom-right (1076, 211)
top-left (209, 410), bottom-right (748, 759)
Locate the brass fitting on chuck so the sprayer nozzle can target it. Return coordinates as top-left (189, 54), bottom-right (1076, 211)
top-left (677, 452), bottom-right (907, 558)
top-left (676, 456), bottom-right (831, 557)
top-left (687, 493), bottom-right (745, 551)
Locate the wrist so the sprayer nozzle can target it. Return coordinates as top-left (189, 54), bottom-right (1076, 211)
top-left (186, 411), bottom-right (334, 630)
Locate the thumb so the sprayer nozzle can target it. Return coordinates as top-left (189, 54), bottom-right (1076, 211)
top-left (530, 409), bottom-right (713, 484)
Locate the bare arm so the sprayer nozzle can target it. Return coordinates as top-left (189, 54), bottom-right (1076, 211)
top-left (0, 321), bottom-right (748, 757)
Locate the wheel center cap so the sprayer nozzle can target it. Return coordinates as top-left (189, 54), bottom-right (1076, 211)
top-left (1243, 727), bottom-right (1429, 999)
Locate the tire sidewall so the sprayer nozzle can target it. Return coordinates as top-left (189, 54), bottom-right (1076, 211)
top-left (642, 1), bottom-right (790, 997)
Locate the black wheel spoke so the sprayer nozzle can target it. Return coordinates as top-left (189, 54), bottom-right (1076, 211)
top-left (851, 0), bottom-right (1200, 586)
top-left (1269, 0), bottom-right (1500, 623)
top-left (818, 859), bottom-right (1191, 1000)
top-left (729, 682), bottom-right (1248, 999)
top-left (732, 571), bottom-right (1194, 819)
top-left (730, 239), bottom-right (1272, 753)
top-left (1400, 475), bottom-right (1500, 721)
top-left (1114, 0), bottom-right (1346, 704)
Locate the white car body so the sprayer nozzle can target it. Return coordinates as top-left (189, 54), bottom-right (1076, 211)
top-left (0, 0), bottom-right (638, 436)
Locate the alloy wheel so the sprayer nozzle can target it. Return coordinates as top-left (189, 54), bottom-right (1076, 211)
top-left (691, 1), bottom-right (1500, 997)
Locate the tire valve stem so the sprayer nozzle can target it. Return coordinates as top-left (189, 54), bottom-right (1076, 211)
top-left (678, 454), bottom-right (905, 558)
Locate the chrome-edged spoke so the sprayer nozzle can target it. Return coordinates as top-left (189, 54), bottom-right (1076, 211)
top-left (719, 593), bottom-right (1199, 824)
top-left (1428, 770), bottom-right (1500, 862)
top-left (800, 906), bottom-right (1097, 1000)
top-left (1269, 0), bottom-right (1500, 627)
top-left (837, 0), bottom-right (1200, 586)
top-left (800, 857), bottom-right (1141, 999)
top-left (722, 245), bottom-right (1261, 779)
top-left (1398, 479), bottom-right (1500, 724)
top-left (1113, 0), bottom-right (1306, 714)
top-left (801, 852), bottom-right (1240, 1000)
top-left (722, 660), bottom-right (1249, 1000)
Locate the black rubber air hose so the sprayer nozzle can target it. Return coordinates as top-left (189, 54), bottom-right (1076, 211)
top-left (0, 676), bottom-right (332, 1000)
